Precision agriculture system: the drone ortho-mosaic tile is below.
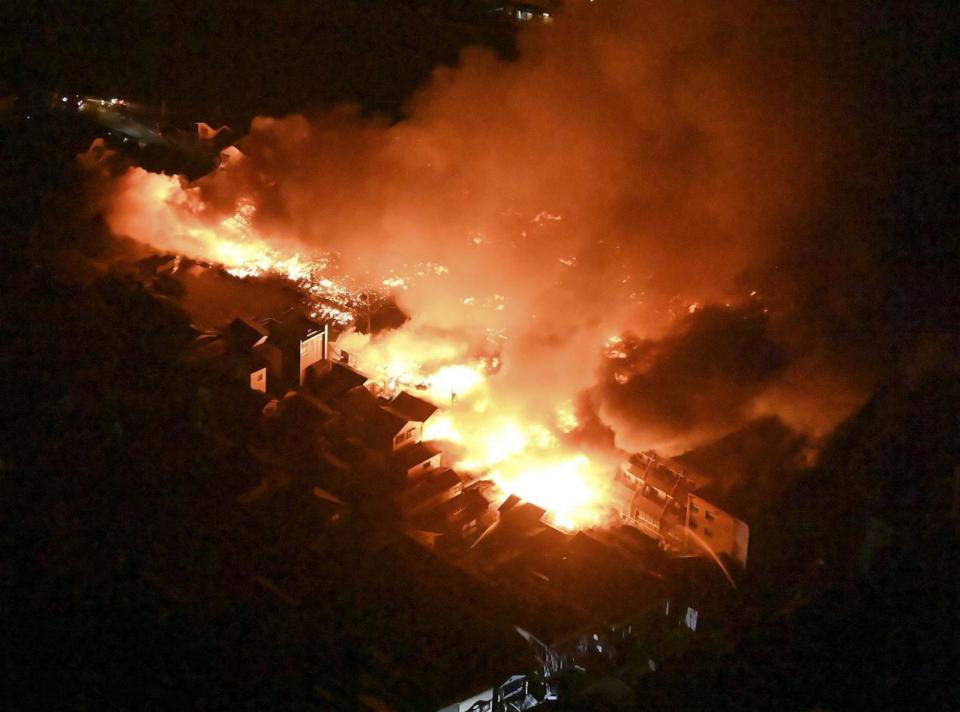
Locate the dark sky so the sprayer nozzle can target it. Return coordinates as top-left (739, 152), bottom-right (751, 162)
top-left (2, 1), bottom-right (515, 121)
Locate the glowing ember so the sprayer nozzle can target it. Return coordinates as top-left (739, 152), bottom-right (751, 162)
top-left (102, 168), bottom-right (615, 530)
top-left (498, 455), bottom-right (600, 531)
top-left (344, 328), bottom-right (610, 530)
top-left (106, 169), bottom-right (369, 327)
top-left (554, 401), bottom-right (579, 433)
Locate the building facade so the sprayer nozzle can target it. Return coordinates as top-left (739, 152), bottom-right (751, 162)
top-left (614, 452), bottom-right (749, 568)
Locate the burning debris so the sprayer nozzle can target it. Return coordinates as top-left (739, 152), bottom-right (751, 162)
top-left (92, 169), bottom-right (760, 539)
top-left (79, 0), bottom-right (871, 564)
top-left (160, 252), bottom-right (751, 561)
top-left (3, 0), bottom-right (954, 707)
top-left (128, 234), bottom-right (748, 558)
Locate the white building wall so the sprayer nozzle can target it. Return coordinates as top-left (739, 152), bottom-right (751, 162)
top-left (687, 493), bottom-right (749, 567)
top-left (393, 422), bottom-right (423, 451)
top-left (298, 326), bottom-right (327, 385)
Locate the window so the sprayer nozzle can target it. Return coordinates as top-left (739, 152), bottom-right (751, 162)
top-left (703, 527), bottom-right (712, 537)
top-left (705, 510), bottom-right (715, 521)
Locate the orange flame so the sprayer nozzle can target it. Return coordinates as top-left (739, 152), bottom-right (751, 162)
top-left (347, 327), bottom-right (613, 530)
top-left (103, 167), bottom-right (616, 530)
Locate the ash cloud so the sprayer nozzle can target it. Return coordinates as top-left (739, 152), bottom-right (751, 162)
top-left (100, 1), bottom-right (902, 455)
top-left (188, 1), bottom-right (834, 305)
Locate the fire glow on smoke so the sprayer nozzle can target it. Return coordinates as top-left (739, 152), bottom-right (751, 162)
top-left (97, 1), bottom-right (856, 528)
top-left (340, 327), bottom-right (613, 529)
top-left (108, 169), bottom-right (611, 530)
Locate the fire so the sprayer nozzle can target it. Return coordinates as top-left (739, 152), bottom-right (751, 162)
top-left (501, 455), bottom-right (599, 531)
top-left (437, 407), bottom-right (609, 531)
top-left (339, 316), bottom-right (611, 529)
top-left (84, 0), bottom-right (832, 539)
top-left (427, 365), bottom-right (486, 402)
top-left (106, 169), bottom-right (362, 326)
top-left (554, 400), bottom-right (579, 433)
top-left (102, 167), bottom-right (614, 530)
top-left (347, 328), bottom-right (611, 530)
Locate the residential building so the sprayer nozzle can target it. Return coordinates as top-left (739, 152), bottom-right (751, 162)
top-left (379, 391), bottom-right (438, 450)
top-left (396, 467), bottom-right (463, 519)
top-left (305, 360), bottom-right (370, 400)
top-left (408, 488), bottom-right (498, 553)
top-left (614, 451), bottom-right (749, 568)
top-left (264, 311), bottom-right (329, 390)
top-left (225, 316), bottom-right (268, 350)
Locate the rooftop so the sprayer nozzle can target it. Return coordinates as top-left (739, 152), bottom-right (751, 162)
top-left (265, 310), bottom-right (326, 343)
top-left (498, 531), bottom-right (668, 646)
top-left (415, 488), bottom-right (492, 533)
top-left (381, 391), bottom-right (438, 423)
top-left (305, 360), bottom-right (369, 397)
top-left (396, 468), bottom-right (462, 517)
top-left (395, 441), bottom-right (442, 470)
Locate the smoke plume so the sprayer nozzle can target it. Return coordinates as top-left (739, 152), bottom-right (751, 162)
top-left (101, 2), bottom-right (880, 456)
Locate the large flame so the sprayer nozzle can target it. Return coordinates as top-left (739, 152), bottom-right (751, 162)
top-left (105, 168), bottom-right (614, 530)
top-left (108, 169), bottom-right (365, 326)
top-left (96, 0), bottom-right (840, 529)
top-left (344, 328), bottom-right (613, 530)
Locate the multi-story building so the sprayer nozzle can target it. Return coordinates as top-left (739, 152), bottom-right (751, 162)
top-left (264, 311), bottom-right (329, 390)
top-left (613, 451), bottom-right (750, 568)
